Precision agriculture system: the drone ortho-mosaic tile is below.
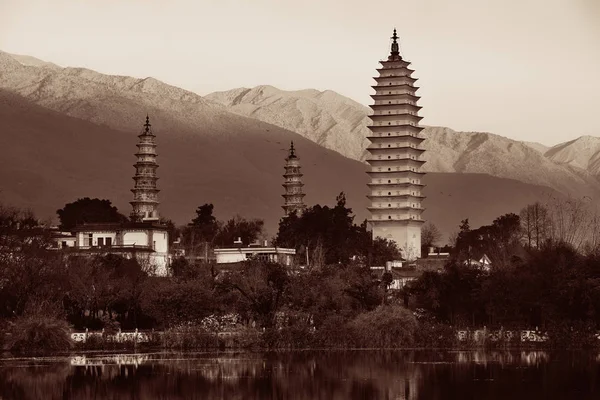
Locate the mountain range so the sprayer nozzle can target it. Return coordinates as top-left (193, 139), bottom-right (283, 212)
top-left (207, 86), bottom-right (600, 198)
top-left (0, 50), bottom-right (597, 242)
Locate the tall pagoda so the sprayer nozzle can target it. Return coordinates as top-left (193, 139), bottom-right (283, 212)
top-left (365, 29), bottom-right (426, 260)
top-left (130, 116), bottom-right (161, 221)
top-left (282, 141), bottom-right (306, 215)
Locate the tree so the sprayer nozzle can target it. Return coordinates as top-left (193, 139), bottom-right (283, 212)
top-left (214, 215), bottom-right (264, 247)
top-left (454, 219), bottom-right (472, 262)
top-left (421, 222), bottom-right (442, 256)
top-left (189, 204), bottom-right (219, 239)
top-left (181, 203), bottom-right (221, 258)
top-left (275, 192), bottom-right (361, 265)
top-left (0, 204), bottom-right (65, 321)
top-left (355, 222), bottom-right (401, 266)
top-left (57, 198), bottom-right (127, 231)
top-left (220, 260), bottom-right (289, 328)
top-left (546, 197), bottom-right (591, 251)
top-left (140, 275), bottom-right (217, 328)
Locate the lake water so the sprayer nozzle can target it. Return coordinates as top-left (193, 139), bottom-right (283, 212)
top-left (1, 350), bottom-right (599, 399)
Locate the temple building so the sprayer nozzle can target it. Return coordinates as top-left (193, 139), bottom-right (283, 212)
top-left (282, 141), bottom-right (306, 215)
top-left (65, 116), bottom-right (170, 275)
top-left (366, 29), bottom-right (426, 260)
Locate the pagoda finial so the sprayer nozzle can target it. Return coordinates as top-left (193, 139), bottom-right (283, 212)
top-left (144, 115), bottom-right (151, 134)
top-left (289, 141), bottom-right (296, 158)
top-left (389, 28), bottom-right (400, 60)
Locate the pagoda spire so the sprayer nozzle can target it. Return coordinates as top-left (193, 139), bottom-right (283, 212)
top-left (144, 114), bottom-right (151, 133)
top-left (388, 28), bottom-right (401, 61)
top-left (130, 115), bottom-right (160, 222)
top-left (282, 141), bottom-right (306, 215)
top-left (366, 31), bottom-right (426, 260)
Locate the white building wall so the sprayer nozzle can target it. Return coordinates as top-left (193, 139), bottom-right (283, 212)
top-left (215, 251), bottom-right (246, 264)
top-left (151, 230), bottom-right (168, 252)
top-left (122, 231), bottom-right (149, 247)
top-left (77, 231), bottom-right (119, 247)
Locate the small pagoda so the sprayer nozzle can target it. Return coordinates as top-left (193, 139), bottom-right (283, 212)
top-left (130, 116), bottom-right (161, 221)
top-left (282, 141), bottom-right (306, 215)
top-left (365, 29), bottom-right (426, 260)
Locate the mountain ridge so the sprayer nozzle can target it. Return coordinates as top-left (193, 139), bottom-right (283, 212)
top-left (207, 85), bottom-right (600, 199)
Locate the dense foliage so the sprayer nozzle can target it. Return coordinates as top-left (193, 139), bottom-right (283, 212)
top-left (56, 198), bottom-right (127, 231)
top-left (4, 195), bottom-right (600, 352)
top-left (275, 192), bottom-right (401, 266)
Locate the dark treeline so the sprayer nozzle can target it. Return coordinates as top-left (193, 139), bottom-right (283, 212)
top-left (2, 195), bottom-right (600, 353)
top-left (0, 196), bottom-right (410, 353)
top-left (411, 198), bottom-right (600, 348)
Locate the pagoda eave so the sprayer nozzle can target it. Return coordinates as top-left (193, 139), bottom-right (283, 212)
top-left (370, 93), bottom-right (421, 101)
top-left (370, 114), bottom-right (424, 121)
top-left (367, 124), bottom-right (423, 132)
top-left (379, 60), bottom-right (413, 68)
top-left (131, 188), bottom-right (160, 192)
top-left (366, 159), bottom-right (426, 165)
top-left (367, 182), bottom-right (426, 188)
top-left (370, 104), bottom-right (422, 110)
top-left (377, 67), bottom-right (415, 73)
top-left (130, 200), bottom-right (160, 205)
top-left (367, 194), bottom-right (426, 200)
top-left (366, 170), bottom-right (426, 176)
top-left (368, 206), bottom-right (425, 211)
top-left (133, 162), bottom-right (159, 167)
top-left (368, 218), bottom-right (425, 224)
top-left (372, 84), bottom-right (419, 90)
top-left (373, 77), bottom-right (418, 83)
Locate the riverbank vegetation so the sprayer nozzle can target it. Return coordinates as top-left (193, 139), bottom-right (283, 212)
top-left (2, 195), bottom-right (600, 354)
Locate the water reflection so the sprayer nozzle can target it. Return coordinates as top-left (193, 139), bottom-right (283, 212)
top-left (1, 351), bottom-right (599, 399)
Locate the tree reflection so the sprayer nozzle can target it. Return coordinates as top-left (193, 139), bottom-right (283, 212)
top-left (1, 351), bottom-right (600, 399)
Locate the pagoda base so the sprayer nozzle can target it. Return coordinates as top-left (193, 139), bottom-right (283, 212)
top-left (371, 221), bottom-right (422, 261)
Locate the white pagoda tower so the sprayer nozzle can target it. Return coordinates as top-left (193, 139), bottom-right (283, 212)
top-left (131, 116), bottom-right (161, 221)
top-left (282, 141), bottom-right (306, 215)
top-left (366, 29), bottom-right (426, 260)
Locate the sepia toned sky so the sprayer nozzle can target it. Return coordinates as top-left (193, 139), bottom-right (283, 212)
top-left (1, 0), bottom-right (599, 145)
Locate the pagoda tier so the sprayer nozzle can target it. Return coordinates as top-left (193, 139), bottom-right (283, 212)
top-left (365, 29), bottom-right (426, 260)
top-left (282, 142), bottom-right (306, 215)
top-left (130, 116), bottom-right (161, 222)
top-left (366, 144), bottom-right (425, 153)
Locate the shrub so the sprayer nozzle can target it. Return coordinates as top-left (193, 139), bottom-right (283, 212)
top-left (262, 321), bottom-right (314, 349)
top-left (162, 324), bottom-right (218, 349)
top-left (414, 321), bottom-right (457, 348)
top-left (6, 316), bottom-right (73, 354)
top-left (313, 315), bottom-right (353, 348)
top-left (347, 304), bottom-right (417, 348)
top-left (546, 321), bottom-right (600, 349)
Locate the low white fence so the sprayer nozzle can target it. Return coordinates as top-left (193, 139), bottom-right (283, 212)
top-left (456, 329), bottom-right (600, 343)
top-left (71, 330), bottom-right (151, 344)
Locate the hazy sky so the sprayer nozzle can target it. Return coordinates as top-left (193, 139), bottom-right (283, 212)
top-left (1, 0), bottom-right (599, 145)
